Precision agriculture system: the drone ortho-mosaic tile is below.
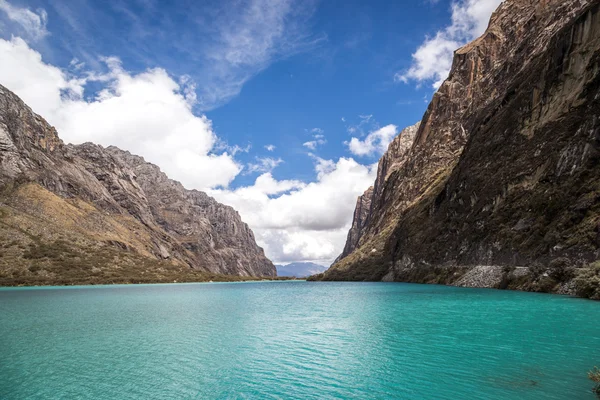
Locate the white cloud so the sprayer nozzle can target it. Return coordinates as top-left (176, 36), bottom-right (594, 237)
top-left (303, 129), bottom-right (326, 150)
top-left (397, 0), bottom-right (503, 88)
top-left (197, 0), bottom-right (323, 109)
top-left (347, 124), bottom-right (397, 157)
top-left (303, 138), bottom-right (326, 150)
top-left (0, 12), bottom-right (380, 267)
top-left (210, 157), bottom-right (378, 265)
top-left (246, 157), bottom-right (283, 175)
top-left (0, 0), bottom-right (48, 40)
top-left (264, 144), bottom-right (276, 151)
top-left (217, 142), bottom-right (251, 156)
top-left (0, 15), bottom-right (378, 266)
top-left (345, 113), bottom-right (375, 136)
top-left (0, 37), bottom-right (241, 189)
top-left (2, 35), bottom-right (374, 264)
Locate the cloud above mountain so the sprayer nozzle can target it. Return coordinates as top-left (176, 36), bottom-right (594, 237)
top-left (396, 0), bottom-right (503, 88)
top-left (210, 158), bottom-right (377, 264)
top-left (348, 124), bottom-right (397, 157)
top-left (0, 32), bottom-right (376, 265)
top-left (0, 37), bottom-right (241, 189)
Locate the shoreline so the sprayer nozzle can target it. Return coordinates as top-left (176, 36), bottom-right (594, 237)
top-left (0, 276), bottom-right (303, 290)
top-left (1, 280), bottom-right (595, 303)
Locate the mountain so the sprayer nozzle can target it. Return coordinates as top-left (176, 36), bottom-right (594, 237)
top-left (314, 0), bottom-right (600, 299)
top-left (335, 123), bottom-right (420, 264)
top-left (276, 262), bottom-right (328, 278)
top-left (0, 84), bottom-right (275, 285)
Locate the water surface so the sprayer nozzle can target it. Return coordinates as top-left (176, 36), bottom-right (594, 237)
top-left (1, 282), bottom-right (599, 399)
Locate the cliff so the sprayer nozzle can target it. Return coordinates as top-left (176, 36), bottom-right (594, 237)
top-left (317, 0), bottom-right (600, 299)
top-left (0, 84), bottom-right (275, 285)
top-left (336, 122), bottom-right (420, 263)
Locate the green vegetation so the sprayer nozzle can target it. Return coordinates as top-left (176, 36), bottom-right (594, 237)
top-left (589, 367), bottom-right (600, 397)
top-left (1, 236), bottom-right (294, 287)
top-left (574, 262), bottom-right (600, 300)
top-left (497, 258), bottom-right (600, 298)
top-left (0, 183), bottom-right (290, 287)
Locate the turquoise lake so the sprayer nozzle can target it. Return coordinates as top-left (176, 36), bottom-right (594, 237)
top-left (1, 282), bottom-right (599, 399)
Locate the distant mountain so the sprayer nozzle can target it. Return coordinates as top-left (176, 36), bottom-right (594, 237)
top-left (276, 262), bottom-right (328, 278)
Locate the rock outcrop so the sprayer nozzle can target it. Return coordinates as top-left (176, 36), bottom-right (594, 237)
top-left (318, 0), bottom-right (600, 298)
top-left (106, 147), bottom-right (273, 277)
top-left (0, 84), bottom-right (275, 285)
top-left (336, 186), bottom-right (373, 263)
top-left (336, 122), bottom-right (420, 263)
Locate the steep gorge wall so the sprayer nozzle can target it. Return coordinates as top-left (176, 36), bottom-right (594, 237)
top-left (320, 0), bottom-right (600, 296)
top-left (336, 123), bottom-right (420, 263)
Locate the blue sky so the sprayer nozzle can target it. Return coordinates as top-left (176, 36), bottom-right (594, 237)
top-left (0, 0), bottom-right (503, 264)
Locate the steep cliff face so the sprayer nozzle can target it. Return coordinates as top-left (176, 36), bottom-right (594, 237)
top-left (106, 147), bottom-right (274, 277)
top-left (336, 123), bottom-right (420, 263)
top-left (319, 0), bottom-right (600, 297)
top-left (0, 84), bottom-right (275, 285)
top-left (336, 186), bottom-right (373, 263)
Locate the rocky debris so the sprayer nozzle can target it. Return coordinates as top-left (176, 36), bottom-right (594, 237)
top-left (321, 0), bottom-right (600, 297)
top-left (454, 266), bottom-right (505, 288)
top-left (0, 84), bottom-right (275, 281)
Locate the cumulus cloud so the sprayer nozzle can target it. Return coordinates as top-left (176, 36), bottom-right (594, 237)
top-left (347, 124), bottom-right (397, 157)
top-left (210, 157), bottom-right (378, 265)
top-left (397, 0), bottom-right (503, 88)
top-left (0, 37), bottom-right (241, 189)
top-left (0, 35), bottom-right (381, 265)
top-left (0, 10), bottom-right (380, 265)
top-left (0, 0), bottom-right (48, 40)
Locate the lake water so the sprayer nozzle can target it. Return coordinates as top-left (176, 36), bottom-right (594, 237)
top-left (1, 282), bottom-right (599, 399)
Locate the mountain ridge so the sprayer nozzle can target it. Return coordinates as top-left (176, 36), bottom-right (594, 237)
top-left (314, 0), bottom-right (600, 299)
top-left (276, 262), bottom-right (328, 278)
top-left (0, 84), bottom-right (276, 285)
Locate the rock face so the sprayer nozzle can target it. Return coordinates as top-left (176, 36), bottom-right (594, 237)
top-left (336, 187), bottom-right (373, 263)
top-left (105, 147), bottom-right (273, 277)
top-left (318, 0), bottom-right (600, 297)
top-left (0, 84), bottom-right (275, 285)
top-left (336, 123), bottom-right (420, 263)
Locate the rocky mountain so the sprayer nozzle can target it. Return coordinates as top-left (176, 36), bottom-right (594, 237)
top-left (315, 0), bottom-right (600, 299)
top-left (0, 84), bottom-right (275, 285)
top-left (336, 122), bottom-right (420, 263)
top-left (276, 262), bottom-right (328, 278)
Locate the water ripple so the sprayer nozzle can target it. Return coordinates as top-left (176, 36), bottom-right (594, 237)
top-left (0, 282), bottom-right (599, 399)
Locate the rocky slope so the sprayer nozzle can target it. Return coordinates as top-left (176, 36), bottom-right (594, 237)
top-left (0, 84), bottom-right (275, 285)
top-left (316, 0), bottom-right (600, 299)
top-left (336, 122), bottom-right (420, 263)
